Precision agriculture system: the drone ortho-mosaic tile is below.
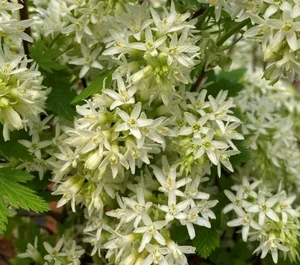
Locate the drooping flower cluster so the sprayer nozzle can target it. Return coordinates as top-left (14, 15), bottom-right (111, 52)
top-left (224, 179), bottom-right (300, 263)
top-left (47, 48), bottom-right (243, 265)
top-left (198, 0), bottom-right (300, 82)
top-left (0, 0), bottom-right (49, 141)
top-left (0, 0), bottom-right (32, 49)
top-left (0, 47), bottom-right (49, 141)
top-left (235, 70), bottom-right (300, 189)
top-left (83, 164), bottom-right (218, 264)
top-left (18, 236), bottom-right (85, 265)
top-left (103, 3), bottom-right (200, 105)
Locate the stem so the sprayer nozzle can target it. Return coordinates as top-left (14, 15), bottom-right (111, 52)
top-left (18, 0), bottom-right (31, 57)
top-left (216, 18), bottom-right (251, 47)
top-left (195, 7), bottom-right (214, 29)
top-left (190, 7), bottom-right (206, 20)
top-left (49, 33), bottom-right (62, 49)
top-left (191, 68), bottom-right (205, 92)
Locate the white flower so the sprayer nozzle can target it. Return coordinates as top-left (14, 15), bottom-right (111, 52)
top-left (19, 133), bottom-right (51, 159)
top-left (253, 233), bottom-right (289, 264)
top-left (232, 177), bottom-right (260, 199)
top-left (194, 129), bottom-right (228, 165)
top-left (52, 175), bottom-right (85, 212)
top-left (166, 241), bottom-right (195, 265)
top-left (0, 47), bottom-right (49, 140)
top-left (62, 15), bottom-right (92, 43)
top-left (131, 27), bottom-right (166, 56)
top-left (142, 244), bottom-right (169, 265)
top-left (183, 176), bottom-right (210, 206)
top-left (103, 29), bottom-right (136, 57)
top-left (115, 102), bottom-right (153, 140)
top-left (150, 4), bottom-right (192, 35)
top-left (69, 43), bottom-right (103, 78)
top-left (227, 209), bottom-right (261, 242)
top-left (53, 144), bottom-right (79, 172)
top-left (178, 112), bottom-right (210, 138)
top-left (186, 90), bottom-right (210, 115)
top-left (246, 192), bottom-right (279, 226)
top-left (98, 143), bottom-right (128, 178)
top-left (223, 189), bottom-right (251, 214)
top-left (64, 239), bottom-right (85, 265)
top-left (0, 1), bottom-right (23, 13)
top-left (275, 191), bottom-right (299, 223)
top-left (180, 206), bottom-right (211, 239)
top-left (199, 0), bottom-right (230, 21)
top-left (134, 214), bottom-right (167, 252)
top-left (44, 238), bottom-right (67, 264)
top-left (160, 29), bottom-right (200, 67)
top-left (152, 164), bottom-right (191, 196)
top-left (123, 187), bottom-right (153, 228)
top-left (103, 78), bottom-right (136, 110)
top-left (267, 6), bottom-right (300, 51)
top-left (159, 191), bottom-right (190, 222)
top-left (18, 236), bottom-right (42, 263)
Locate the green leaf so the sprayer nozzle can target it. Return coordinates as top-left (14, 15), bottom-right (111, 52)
top-left (206, 68), bottom-right (246, 98)
top-left (0, 198), bottom-right (8, 234)
top-left (206, 78), bottom-right (244, 98)
top-left (0, 168), bottom-right (49, 234)
top-left (170, 225), bottom-right (191, 244)
top-left (218, 69), bottom-right (247, 82)
top-left (193, 227), bottom-right (220, 258)
top-left (230, 142), bottom-right (252, 167)
top-left (44, 69), bottom-right (78, 120)
top-left (29, 40), bottom-right (66, 73)
top-left (0, 127), bottom-right (33, 161)
top-left (71, 69), bottom-right (115, 104)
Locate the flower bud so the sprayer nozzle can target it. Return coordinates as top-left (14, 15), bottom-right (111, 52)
top-left (85, 151), bottom-right (102, 170)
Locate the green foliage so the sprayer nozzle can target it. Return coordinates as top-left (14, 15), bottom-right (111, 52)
top-left (29, 40), bottom-right (78, 120)
top-left (229, 142), bottom-right (252, 168)
top-left (0, 128), bottom-right (33, 161)
top-left (218, 68), bottom-right (247, 82)
top-left (26, 173), bottom-right (60, 203)
top-left (193, 227), bottom-right (220, 258)
top-left (209, 240), bottom-right (253, 265)
top-left (29, 40), bottom-right (66, 73)
top-left (205, 69), bottom-right (246, 98)
top-left (0, 168), bottom-right (49, 234)
top-left (71, 69), bottom-right (115, 104)
top-left (44, 69), bottom-right (78, 120)
top-left (170, 225), bottom-right (191, 244)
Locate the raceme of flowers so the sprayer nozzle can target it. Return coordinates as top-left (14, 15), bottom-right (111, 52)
top-left (0, 1), bottom-right (49, 141)
top-left (198, 0), bottom-right (300, 82)
top-left (18, 236), bottom-right (85, 265)
top-left (235, 70), bottom-right (300, 189)
top-left (0, 46), bottom-right (49, 141)
top-left (47, 79), bottom-right (242, 263)
top-left (224, 179), bottom-right (300, 263)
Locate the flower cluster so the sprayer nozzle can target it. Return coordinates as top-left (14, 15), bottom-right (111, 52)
top-left (18, 236), bottom-right (85, 265)
top-left (0, 0), bottom-right (32, 48)
top-left (82, 163), bottom-right (217, 265)
top-left (235, 70), bottom-right (300, 188)
top-left (224, 179), bottom-right (300, 263)
top-left (39, 3), bottom-right (245, 263)
top-left (103, 3), bottom-right (200, 105)
top-left (84, 163), bottom-right (217, 265)
top-left (169, 89), bottom-right (243, 177)
top-left (198, 0), bottom-right (300, 82)
top-left (0, 1), bottom-right (49, 141)
top-left (0, 44), bottom-right (49, 141)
